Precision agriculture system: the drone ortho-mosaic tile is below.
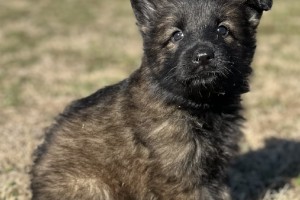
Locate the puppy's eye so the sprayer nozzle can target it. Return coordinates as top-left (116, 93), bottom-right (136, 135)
top-left (217, 25), bottom-right (229, 37)
top-left (172, 31), bottom-right (184, 42)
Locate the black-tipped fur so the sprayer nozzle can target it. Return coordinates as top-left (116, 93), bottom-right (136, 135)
top-left (31, 0), bottom-right (272, 199)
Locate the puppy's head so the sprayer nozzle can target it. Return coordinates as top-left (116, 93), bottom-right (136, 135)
top-left (131, 0), bottom-right (272, 102)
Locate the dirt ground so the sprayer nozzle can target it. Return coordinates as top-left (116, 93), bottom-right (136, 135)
top-left (0, 0), bottom-right (299, 199)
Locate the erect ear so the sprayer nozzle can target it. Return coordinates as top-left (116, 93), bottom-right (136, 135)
top-left (130, 0), bottom-right (159, 34)
top-left (245, 0), bottom-right (273, 28)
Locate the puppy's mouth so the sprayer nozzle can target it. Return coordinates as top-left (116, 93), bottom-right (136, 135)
top-left (181, 64), bottom-right (223, 84)
top-left (184, 71), bottom-right (218, 85)
top-left (178, 56), bottom-right (232, 86)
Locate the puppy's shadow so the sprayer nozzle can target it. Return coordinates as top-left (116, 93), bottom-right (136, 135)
top-left (227, 138), bottom-right (300, 200)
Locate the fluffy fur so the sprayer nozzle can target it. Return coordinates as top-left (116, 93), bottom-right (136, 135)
top-left (31, 0), bottom-right (272, 199)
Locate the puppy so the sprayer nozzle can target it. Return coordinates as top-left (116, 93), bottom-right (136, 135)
top-left (31, 0), bottom-right (272, 199)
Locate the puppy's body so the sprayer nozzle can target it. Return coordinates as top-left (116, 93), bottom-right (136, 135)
top-left (31, 0), bottom-right (272, 199)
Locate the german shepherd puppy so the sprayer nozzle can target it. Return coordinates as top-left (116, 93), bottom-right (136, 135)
top-left (31, 0), bottom-right (272, 199)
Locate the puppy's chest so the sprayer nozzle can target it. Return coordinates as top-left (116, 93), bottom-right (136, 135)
top-left (146, 113), bottom-right (226, 176)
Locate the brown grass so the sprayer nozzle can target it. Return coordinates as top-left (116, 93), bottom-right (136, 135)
top-left (0, 0), bottom-right (299, 199)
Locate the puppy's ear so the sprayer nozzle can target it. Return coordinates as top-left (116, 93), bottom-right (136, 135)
top-left (246, 0), bottom-right (273, 27)
top-left (130, 0), bottom-right (159, 34)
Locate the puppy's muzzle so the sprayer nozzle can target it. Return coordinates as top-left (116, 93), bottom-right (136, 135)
top-left (192, 48), bottom-right (215, 66)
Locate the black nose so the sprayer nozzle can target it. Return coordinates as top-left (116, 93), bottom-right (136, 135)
top-left (192, 49), bottom-right (215, 65)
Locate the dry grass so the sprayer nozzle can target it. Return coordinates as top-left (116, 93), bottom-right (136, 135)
top-left (0, 0), bottom-right (299, 199)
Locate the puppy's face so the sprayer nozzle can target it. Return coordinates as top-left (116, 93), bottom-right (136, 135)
top-left (131, 0), bottom-right (272, 99)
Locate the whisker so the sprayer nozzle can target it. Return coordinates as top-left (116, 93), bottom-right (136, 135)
top-left (163, 65), bottom-right (178, 82)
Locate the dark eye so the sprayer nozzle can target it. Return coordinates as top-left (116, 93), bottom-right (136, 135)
top-left (217, 25), bottom-right (229, 37)
top-left (172, 31), bottom-right (184, 42)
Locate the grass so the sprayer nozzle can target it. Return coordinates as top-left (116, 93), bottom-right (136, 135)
top-left (0, 0), bottom-right (299, 199)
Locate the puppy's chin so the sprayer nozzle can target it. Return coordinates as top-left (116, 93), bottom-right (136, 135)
top-left (178, 67), bottom-right (222, 88)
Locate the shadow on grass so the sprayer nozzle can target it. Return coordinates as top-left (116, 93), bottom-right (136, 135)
top-left (227, 138), bottom-right (300, 200)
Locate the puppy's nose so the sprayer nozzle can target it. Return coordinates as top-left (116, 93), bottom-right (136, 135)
top-left (192, 49), bottom-right (214, 65)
